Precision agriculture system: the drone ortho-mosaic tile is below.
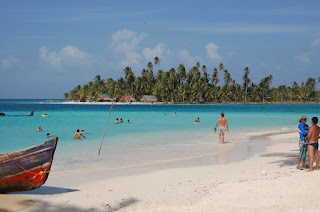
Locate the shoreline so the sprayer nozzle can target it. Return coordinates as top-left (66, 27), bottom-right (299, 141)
top-left (58, 101), bottom-right (320, 105)
top-left (2, 131), bottom-right (309, 212)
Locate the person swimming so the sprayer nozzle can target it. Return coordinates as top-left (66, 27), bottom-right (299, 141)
top-left (120, 118), bottom-right (123, 123)
top-left (37, 126), bottom-right (43, 131)
top-left (47, 133), bottom-right (54, 138)
top-left (127, 119), bottom-right (130, 123)
top-left (195, 118), bottom-right (200, 122)
top-left (72, 129), bottom-right (86, 139)
top-left (193, 120), bottom-right (199, 124)
top-left (115, 118), bottom-right (119, 123)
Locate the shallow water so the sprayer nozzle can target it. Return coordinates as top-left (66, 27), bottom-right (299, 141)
top-left (1, 100), bottom-right (319, 172)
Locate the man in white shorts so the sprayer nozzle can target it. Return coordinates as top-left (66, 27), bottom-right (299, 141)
top-left (214, 113), bottom-right (229, 144)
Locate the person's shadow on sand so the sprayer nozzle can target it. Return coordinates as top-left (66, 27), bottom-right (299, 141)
top-left (11, 197), bottom-right (139, 212)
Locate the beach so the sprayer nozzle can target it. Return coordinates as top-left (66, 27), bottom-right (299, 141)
top-left (1, 101), bottom-right (320, 211)
top-left (2, 132), bottom-right (320, 212)
top-left (1, 0), bottom-right (319, 210)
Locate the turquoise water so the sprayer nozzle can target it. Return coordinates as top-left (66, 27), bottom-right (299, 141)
top-left (1, 100), bottom-right (320, 171)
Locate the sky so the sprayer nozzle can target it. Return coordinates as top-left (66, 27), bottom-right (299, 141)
top-left (0, 0), bottom-right (320, 99)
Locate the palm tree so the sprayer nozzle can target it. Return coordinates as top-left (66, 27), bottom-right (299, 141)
top-left (168, 68), bottom-right (176, 102)
top-left (63, 92), bottom-right (69, 99)
top-left (242, 67), bottom-right (251, 101)
top-left (212, 68), bottom-right (219, 87)
top-left (154, 57), bottom-right (160, 66)
top-left (177, 64), bottom-right (186, 85)
top-left (79, 84), bottom-right (89, 100)
top-left (259, 75), bottom-right (273, 102)
top-left (123, 66), bottom-right (136, 95)
top-left (223, 70), bottom-right (232, 89)
top-left (211, 68), bottom-right (219, 101)
top-left (156, 70), bottom-right (163, 82)
top-left (147, 62), bottom-right (153, 70)
top-left (202, 65), bottom-right (207, 73)
top-left (196, 62), bottom-right (200, 69)
top-left (305, 78), bottom-right (316, 91)
top-left (219, 63), bottom-right (224, 71)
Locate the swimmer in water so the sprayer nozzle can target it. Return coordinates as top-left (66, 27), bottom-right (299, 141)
top-left (37, 126), bottom-right (43, 131)
top-left (115, 118), bottom-right (119, 124)
top-left (72, 129), bottom-right (86, 139)
top-left (47, 133), bottom-right (54, 138)
top-left (127, 119), bottom-right (130, 123)
top-left (120, 118), bottom-right (123, 123)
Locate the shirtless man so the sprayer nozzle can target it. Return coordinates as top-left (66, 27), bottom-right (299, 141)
top-left (214, 113), bottom-right (229, 144)
top-left (72, 129), bottom-right (86, 139)
top-left (305, 117), bottom-right (320, 171)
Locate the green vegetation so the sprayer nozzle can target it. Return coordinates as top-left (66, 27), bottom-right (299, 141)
top-left (64, 58), bottom-right (320, 103)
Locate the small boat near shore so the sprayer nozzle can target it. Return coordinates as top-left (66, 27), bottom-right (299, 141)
top-left (0, 110), bottom-right (34, 116)
top-left (0, 137), bottom-right (58, 192)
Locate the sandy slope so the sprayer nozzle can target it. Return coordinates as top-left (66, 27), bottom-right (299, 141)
top-left (2, 132), bottom-right (320, 212)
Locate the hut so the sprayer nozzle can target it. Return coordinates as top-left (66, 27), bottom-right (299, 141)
top-left (120, 96), bottom-right (136, 103)
top-left (98, 94), bottom-right (113, 102)
top-left (140, 95), bottom-right (157, 103)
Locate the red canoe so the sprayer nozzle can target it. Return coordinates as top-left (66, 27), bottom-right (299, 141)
top-left (0, 137), bottom-right (58, 192)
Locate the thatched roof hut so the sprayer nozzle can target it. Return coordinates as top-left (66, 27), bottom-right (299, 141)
top-left (140, 95), bottom-right (157, 103)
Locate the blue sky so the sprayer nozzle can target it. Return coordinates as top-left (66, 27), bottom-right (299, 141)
top-left (1, 0), bottom-right (320, 98)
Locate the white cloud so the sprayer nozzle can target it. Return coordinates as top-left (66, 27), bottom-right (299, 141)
top-left (39, 45), bottom-right (91, 68)
top-left (178, 50), bottom-right (194, 66)
top-left (294, 53), bottom-right (311, 64)
top-left (142, 44), bottom-right (173, 62)
top-left (312, 39), bottom-right (320, 47)
top-left (111, 29), bottom-right (147, 68)
top-left (0, 56), bottom-right (20, 70)
top-left (205, 42), bottom-right (222, 62)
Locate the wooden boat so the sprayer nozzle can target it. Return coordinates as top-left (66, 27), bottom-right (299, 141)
top-left (0, 137), bottom-right (58, 192)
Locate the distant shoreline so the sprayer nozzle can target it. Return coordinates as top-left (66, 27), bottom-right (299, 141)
top-left (60, 101), bottom-right (320, 105)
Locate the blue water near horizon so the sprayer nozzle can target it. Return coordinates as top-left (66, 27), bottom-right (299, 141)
top-left (1, 99), bottom-right (320, 170)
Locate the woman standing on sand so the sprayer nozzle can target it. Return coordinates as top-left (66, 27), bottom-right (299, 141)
top-left (297, 115), bottom-right (309, 170)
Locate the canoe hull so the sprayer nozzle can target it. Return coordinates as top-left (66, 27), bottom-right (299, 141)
top-left (0, 137), bottom-right (58, 192)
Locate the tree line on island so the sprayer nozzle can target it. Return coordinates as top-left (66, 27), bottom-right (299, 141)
top-left (64, 57), bottom-right (320, 103)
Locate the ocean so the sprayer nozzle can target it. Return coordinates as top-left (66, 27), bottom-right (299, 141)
top-left (1, 100), bottom-right (319, 172)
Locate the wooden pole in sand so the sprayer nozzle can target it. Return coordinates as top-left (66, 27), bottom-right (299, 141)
top-left (98, 102), bottom-right (114, 155)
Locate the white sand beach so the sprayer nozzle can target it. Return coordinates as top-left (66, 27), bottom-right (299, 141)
top-left (2, 132), bottom-right (320, 212)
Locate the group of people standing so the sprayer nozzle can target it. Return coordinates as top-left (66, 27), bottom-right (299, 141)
top-left (298, 115), bottom-right (320, 171)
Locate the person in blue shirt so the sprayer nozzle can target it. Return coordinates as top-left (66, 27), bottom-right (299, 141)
top-left (297, 115), bottom-right (309, 169)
